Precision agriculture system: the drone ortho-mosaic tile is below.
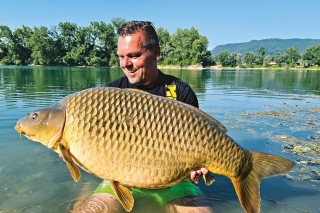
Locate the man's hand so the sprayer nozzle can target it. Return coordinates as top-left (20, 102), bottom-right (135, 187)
top-left (189, 168), bottom-right (215, 186)
top-left (189, 168), bottom-right (208, 184)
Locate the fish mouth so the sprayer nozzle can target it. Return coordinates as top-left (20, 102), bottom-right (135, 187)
top-left (14, 124), bottom-right (22, 133)
top-left (14, 124), bottom-right (26, 138)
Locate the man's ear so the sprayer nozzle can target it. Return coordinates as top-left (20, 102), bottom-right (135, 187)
top-left (154, 46), bottom-right (161, 61)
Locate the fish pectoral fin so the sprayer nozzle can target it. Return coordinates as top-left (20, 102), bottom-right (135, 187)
top-left (58, 143), bottom-right (81, 182)
top-left (109, 180), bottom-right (134, 212)
top-left (67, 151), bottom-right (93, 175)
top-left (203, 173), bottom-right (215, 186)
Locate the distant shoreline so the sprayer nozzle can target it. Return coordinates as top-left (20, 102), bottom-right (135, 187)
top-left (208, 65), bottom-right (320, 71)
top-left (158, 65), bottom-right (320, 71)
top-left (158, 65), bottom-right (204, 70)
top-left (1, 64), bottom-right (320, 71)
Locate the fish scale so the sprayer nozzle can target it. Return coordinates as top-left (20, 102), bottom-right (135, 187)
top-left (15, 87), bottom-right (295, 213)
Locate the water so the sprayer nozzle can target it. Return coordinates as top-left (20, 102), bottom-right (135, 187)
top-left (0, 66), bottom-right (319, 213)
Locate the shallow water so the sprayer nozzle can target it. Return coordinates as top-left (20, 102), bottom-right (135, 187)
top-left (0, 66), bottom-right (319, 213)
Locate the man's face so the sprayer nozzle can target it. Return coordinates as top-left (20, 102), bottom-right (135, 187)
top-left (117, 31), bottom-right (160, 86)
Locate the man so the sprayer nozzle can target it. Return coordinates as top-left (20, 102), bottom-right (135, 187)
top-left (73, 21), bottom-right (213, 213)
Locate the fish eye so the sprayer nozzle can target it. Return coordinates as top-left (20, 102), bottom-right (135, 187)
top-left (30, 112), bottom-right (38, 120)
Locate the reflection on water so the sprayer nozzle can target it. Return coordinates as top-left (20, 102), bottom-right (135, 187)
top-left (0, 66), bottom-right (319, 213)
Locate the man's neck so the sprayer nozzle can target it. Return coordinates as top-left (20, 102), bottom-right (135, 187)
top-left (136, 69), bottom-right (160, 89)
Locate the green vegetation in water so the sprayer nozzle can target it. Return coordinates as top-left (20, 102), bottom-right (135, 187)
top-left (220, 103), bottom-right (320, 183)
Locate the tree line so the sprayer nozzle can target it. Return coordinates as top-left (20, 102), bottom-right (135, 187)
top-left (215, 45), bottom-right (320, 68)
top-left (0, 18), bottom-right (215, 67)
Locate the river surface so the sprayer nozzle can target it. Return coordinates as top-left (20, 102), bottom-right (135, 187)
top-left (0, 66), bottom-right (319, 213)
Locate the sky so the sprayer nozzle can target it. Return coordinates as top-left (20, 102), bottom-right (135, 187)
top-left (1, 0), bottom-right (319, 50)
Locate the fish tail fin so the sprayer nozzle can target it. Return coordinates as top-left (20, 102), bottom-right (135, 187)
top-left (231, 151), bottom-right (294, 213)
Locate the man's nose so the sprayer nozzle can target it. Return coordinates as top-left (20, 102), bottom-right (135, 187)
top-left (123, 56), bottom-right (132, 66)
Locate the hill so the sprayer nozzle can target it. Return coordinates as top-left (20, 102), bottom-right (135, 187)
top-left (211, 38), bottom-right (320, 56)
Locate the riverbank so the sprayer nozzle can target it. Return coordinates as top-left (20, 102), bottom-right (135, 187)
top-left (158, 64), bottom-right (204, 70)
top-left (159, 64), bottom-right (320, 70)
top-left (207, 65), bottom-right (320, 71)
top-left (1, 63), bottom-right (320, 71)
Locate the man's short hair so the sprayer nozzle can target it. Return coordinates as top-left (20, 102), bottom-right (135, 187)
top-left (117, 21), bottom-right (159, 50)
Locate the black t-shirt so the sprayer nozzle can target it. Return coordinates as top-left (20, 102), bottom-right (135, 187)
top-left (107, 70), bottom-right (199, 108)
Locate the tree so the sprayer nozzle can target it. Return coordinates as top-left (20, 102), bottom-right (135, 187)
top-left (111, 18), bottom-right (127, 33)
top-left (244, 52), bottom-right (255, 67)
top-left (263, 55), bottom-right (273, 67)
top-left (228, 53), bottom-right (238, 67)
top-left (0, 26), bottom-right (13, 64)
top-left (109, 52), bottom-right (119, 67)
top-left (256, 46), bottom-right (266, 65)
top-left (235, 53), bottom-right (242, 67)
top-left (170, 28), bottom-right (194, 65)
top-left (88, 21), bottom-right (117, 66)
top-left (170, 27), bottom-right (212, 66)
top-left (29, 26), bottom-right (59, 65)
top-left (66, 26), bottom-right (92, 66)
top-left (157, 27), bottom-right (172, 65)
top-left (49, 26), bottom-right (64, 65)
top-left (199, 50), bottom-right (216, 67)
top-left (58, 22), bottom-right (78, 65)
top-left (216, 51), bottom-right (230, 67)
top-left (8, 26), bottom-right (33, 65)
top-left (302, 44), bottom-right (320, 67)
top-left (274, 53), bottom-right (285, 66)
top-left (109, 18), bottom-right (128, 67)
top-left (285, 46), bottom-right (300, 66)
top-left (191, 36), bottom-right (215, 66)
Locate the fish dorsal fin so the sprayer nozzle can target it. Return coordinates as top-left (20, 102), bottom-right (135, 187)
top-left (203, 173), bottom-right (215, 186)
top-left (119, 87), bottom-right (227, 134)
top-left (193, 108), bottom-right (228, 134)
top-left (124, 88), bottom-right (150, 94)
top-left (109, 180), bottom-right (134, 212)
top-left (58, 143), bottom-right (81, 182)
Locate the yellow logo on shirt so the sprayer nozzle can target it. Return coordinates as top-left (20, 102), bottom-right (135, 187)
top-left (165, 85), bottom-right (177, 100)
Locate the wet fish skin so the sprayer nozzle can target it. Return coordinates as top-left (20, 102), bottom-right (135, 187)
top-left (14, 87), bottom-right (295, 213)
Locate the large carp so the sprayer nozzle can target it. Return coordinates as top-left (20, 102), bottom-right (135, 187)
top-left (14, 87), bottom-right (294, 213)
